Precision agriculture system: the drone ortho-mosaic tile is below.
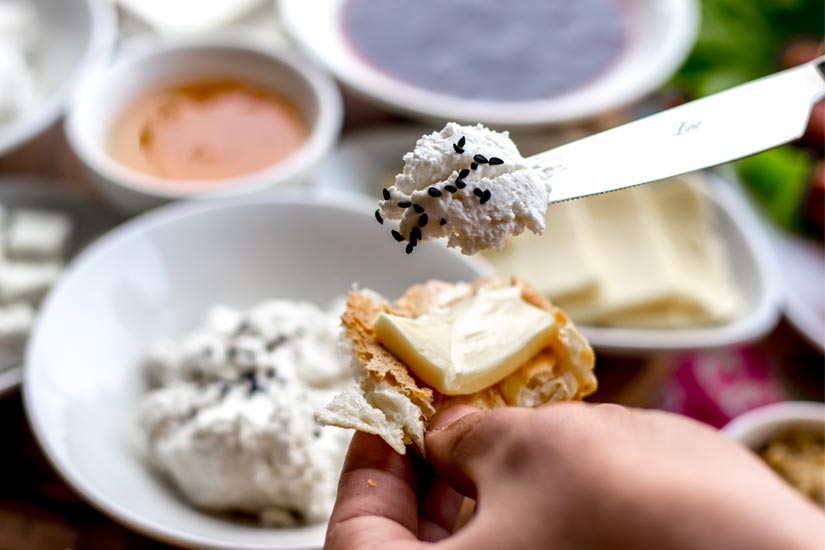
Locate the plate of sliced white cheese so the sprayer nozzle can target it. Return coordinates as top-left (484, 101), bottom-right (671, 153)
top-left (0, 178), bottom-right (120, 395)
top-left (314, 126), bottom-right (783, 353)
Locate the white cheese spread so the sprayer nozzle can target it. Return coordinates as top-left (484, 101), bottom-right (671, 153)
top-left (379, 122), bottom-right (550, 255)
top-left (138, 299), bottom-right (351, 526)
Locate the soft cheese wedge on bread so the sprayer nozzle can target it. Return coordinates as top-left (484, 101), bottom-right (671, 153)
top-left (316, 277), bottom-right (597, 454)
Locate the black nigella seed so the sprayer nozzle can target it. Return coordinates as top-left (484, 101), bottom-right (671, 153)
top-left (480, 189), bottom-right (492, 204)
top-left (473, 154), bottom-right (489, 164)
top-left (382, 188), bottom-right (390, 200)
top-left (489, 157), bottom-right (504, 165)
top-left (428, 187), bottom-right (443, 198)
top-left (445, 185), bottom-right (458, 193)
top-left (471, 162), bottom-right (479, 170)
top-left (243, 372), bottom-right (262, 395)
top-left (459, 168), bottom-right (470, 179)
top-left (374, 209), bottom-right (383, 224)
top-left (391, 229), bottom-right (405, 242)
top-left (473, 188), bottom-right (484, 198)
top-left (266, 335), bottom-right (288, 351)
top-left (411, 226), bottom-right (422, 241)
top-left (458, 136), bottom-right (466, 147)
top-left (413, 203), bottom-right (425, 214)
top-left (440, 218), bottom-right (447, 226)
top-left (453, 143), bottom-right (465, 154)
top-left (218, 382), bottom-right (231, 399)
top-left (456, 179), bottom-right (467, 189)
top-left (398, 201), bottom-right (412, 208)
top-left (405, 243), bottom-right (414, 254)
top-left (418, 213), bottom-right (429, 227)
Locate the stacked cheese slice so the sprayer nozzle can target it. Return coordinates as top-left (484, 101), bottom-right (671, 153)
top-left (484, 174), bottom-right (741, 328)
top-left (0, 207), bottom-right (73, 367)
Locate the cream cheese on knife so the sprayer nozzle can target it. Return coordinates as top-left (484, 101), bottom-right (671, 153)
top-left (378, 123), bottom-right (551, 255)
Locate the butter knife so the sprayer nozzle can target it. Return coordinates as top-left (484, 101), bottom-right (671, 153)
top-left (531, 56), bottom-right (825, 202)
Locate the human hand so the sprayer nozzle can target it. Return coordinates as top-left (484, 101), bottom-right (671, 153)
top-left (326, 402), bottom-right (825, 550)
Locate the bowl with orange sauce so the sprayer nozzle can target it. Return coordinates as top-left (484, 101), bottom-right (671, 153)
top-left (66, 39), bottom-right (342, 212)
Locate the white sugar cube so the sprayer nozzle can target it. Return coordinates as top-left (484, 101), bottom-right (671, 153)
top-left (8, 209), bottom-right (74, 261)
top-left (0, 261), bottom-right (62, 304)
top-left (0, 205), bottom-right (7, 259)
top-left (0, 301), bottom-right (33, 346)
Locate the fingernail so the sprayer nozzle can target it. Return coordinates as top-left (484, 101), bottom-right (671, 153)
top-left (430, 405), bottom-right (479, 431)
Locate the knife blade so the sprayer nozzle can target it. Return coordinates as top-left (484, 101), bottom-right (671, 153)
top-left (531, 57), bottom-right (825, 203)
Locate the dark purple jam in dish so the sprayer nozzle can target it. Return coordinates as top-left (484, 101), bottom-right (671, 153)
top-left (342, 0), bottom-right (630, 102)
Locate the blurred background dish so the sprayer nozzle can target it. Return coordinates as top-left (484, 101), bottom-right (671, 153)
top-left (771, 230), bottom-right (825, 353)
top-left (0, 177), bottom-right (120, 397)
top-left (280, 0), bottom-right (699, 127)
top-left (0, 0), bottom-right (115, 156)
top-left (313, 126), bottom-right (782, 352)
top-left (66, 39), bottom-right (342, 213)
top-left (723, 401), bottom-right (824, 507)
top-left (24, 193), bottom-right (484, 550)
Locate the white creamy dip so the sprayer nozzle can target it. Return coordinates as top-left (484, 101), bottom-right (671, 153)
top-left (138, 299), bottom-right (351, 526)
top-left (379, 122), bottom-right (550, 255)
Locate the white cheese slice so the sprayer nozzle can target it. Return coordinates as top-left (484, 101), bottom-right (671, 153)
top-left (557, 187), bottom-right (679, 323)
top-left (8, 208), bottom-right (74, 261)
top-left (0, 260), bottom-right (61, 304)
top-left (0, 300), bottom-right (33, 346)
top-left (372, 286), bottom-right (556, 395)
top-left (483, 174), bottom-right (741, 329)
top-left (484, 200), bottom-right (599, 300)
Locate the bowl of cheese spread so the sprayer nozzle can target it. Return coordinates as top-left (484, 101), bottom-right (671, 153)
top-left (23, 193), bottom-right (484, 549)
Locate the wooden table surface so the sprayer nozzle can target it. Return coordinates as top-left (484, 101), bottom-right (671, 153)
top-left (0, 102), bottom-right (822, 549)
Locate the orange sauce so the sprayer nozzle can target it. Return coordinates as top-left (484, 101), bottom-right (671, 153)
top-left (108, 80), bottom-right (307, 182)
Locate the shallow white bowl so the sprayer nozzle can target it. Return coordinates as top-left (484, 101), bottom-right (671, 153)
top-left (313, 127), bottom-right (783, 353)
top-left (280, 0), bottom-right (698, 128)
top-left (66, 39), bottom-right (343, 213)
top-left (0, 0), bottom-right (116, 156)
top-left (23, 193), bottom-right (483, 550)
top-left (722, 401), bottom-right (825, 451)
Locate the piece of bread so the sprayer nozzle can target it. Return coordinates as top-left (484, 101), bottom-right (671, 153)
top-left (315, 277), bottom-right (597, 454)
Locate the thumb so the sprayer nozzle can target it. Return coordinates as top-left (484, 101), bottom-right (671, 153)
top-left (426, 406), bottom-right (528, 498)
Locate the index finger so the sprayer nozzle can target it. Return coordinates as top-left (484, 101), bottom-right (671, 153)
top-left (326, 432), bottom-right (421, 550)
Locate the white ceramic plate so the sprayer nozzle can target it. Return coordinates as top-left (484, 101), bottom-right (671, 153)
top-left (313, 127), bottom-right (783, 353)
top-left (771, 229), bottom-right (824, 352)
top-left (0, 177), bottom-right (120, 397)
top-left (280, 0), bottom-right (698, 127)
top-left (23, 193), bottom-right (484, 550)
top-left (0, 0), bottom-right (116, 156)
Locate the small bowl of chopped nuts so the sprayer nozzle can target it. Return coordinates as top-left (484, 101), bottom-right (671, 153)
top-left (723, 401), bottom-right (825, 508)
